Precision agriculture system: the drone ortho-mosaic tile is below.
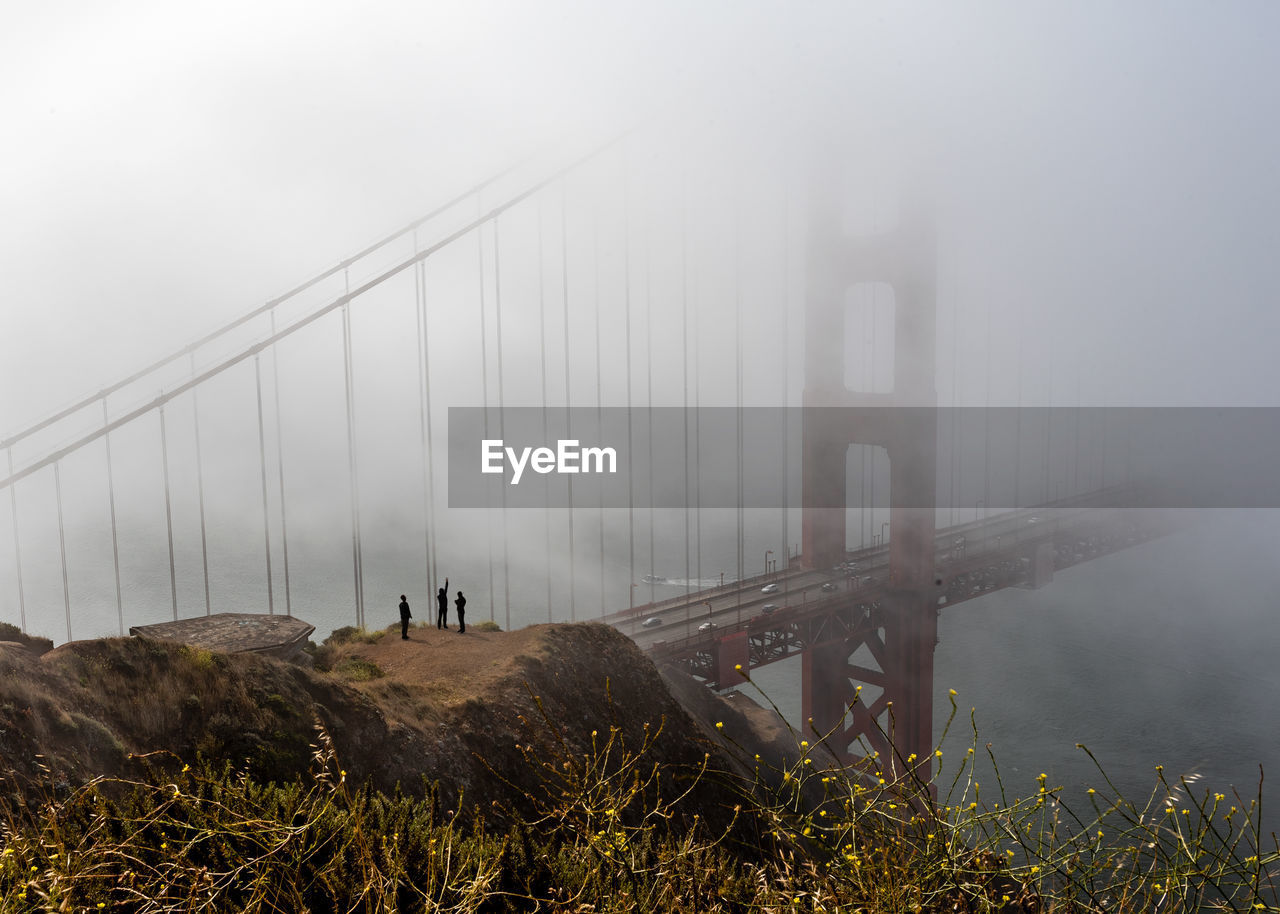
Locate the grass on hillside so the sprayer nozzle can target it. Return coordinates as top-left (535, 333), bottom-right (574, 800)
top-left (0, 680), bottom-right (1275, 912)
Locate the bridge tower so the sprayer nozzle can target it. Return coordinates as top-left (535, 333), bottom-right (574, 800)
top-left (800, 159), bottom-right (938, 776)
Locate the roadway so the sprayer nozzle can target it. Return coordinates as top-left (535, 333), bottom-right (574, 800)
top-left (608, 491), bottom-right (1159, 653)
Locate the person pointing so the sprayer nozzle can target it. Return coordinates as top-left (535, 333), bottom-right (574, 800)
top-left (437, 578), bottom-right (449, 629)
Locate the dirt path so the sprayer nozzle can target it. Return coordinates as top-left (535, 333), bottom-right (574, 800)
top-left (340, 623), bottom-right (554, 706)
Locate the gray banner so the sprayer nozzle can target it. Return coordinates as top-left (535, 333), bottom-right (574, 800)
top-left (447, 407), bottom-right (1280, 508)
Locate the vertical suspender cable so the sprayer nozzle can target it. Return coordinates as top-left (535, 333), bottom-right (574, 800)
top-left (866, 290), bottom-right (873, 544)
top-left (694, 242), bottom-right (702, 591)
top-left (159, 405), bottom-right (178, 620)
top-left (593, 211), bottom-right (605, 614)
top-left (1044, 364), bottom-right (1053, 503)
top-left (681, 178), bottom-right (691, 599)
top-left (5, 449), bottom-right (25, 632)
top-left (341, 270), bottom-right (365, 627)
top-left (778, 183), bottom-right (788, 565)
top-left (538, 202), bottom-right (553, 622)
top-left (871, 190), bottom-right (882, 546)
top-left (416, 253), bottom-right (440, 592)
top-left (493, 217), bottom-right (511, 629)
top-left (735, 191), bottom-right (744, 604)
top-left (269, 315), bottom-right (292, 616)
top-left (1013, 296), bottom-right (1025, 509)
top-left (413, 234), bottom-right (434, 597)
top-left (1073, 368), bottom-right (1082, 497)
top-left (254, 355), bottom-right (275, 615)
top-left (54, 462), bottom-right (71, 641)
top-left (189, 357), bottom-right (212, 615)
top-left (950, 255), bottom-right (959, 528)
top-left (478, 218), bottom-right (495, 621)
top-left (780, 185), bottom-right (790, 572)
top-left (859, 295), bottom-right (867, 546)
top-left (1099, 399), bottom-right (1108, 490)
top-left (623, 168), bottom-right (635, 610)
top-left (983, 298), bottom-right (991, 519)
top-left (644, 203), bottom-right (654, 602)
top-left (561, 183), bottom-right (577, 622)
top-left (101, 401), bottom-right (124, 633)
top-left (871, 285), bottom-right (878, 542)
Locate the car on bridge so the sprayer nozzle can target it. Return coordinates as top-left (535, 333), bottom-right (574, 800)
top-left (761, 583), bottom-right (780, 594)
top-left (698, 621), bottom-right (716, 632)
top-left (641, 617), bottom-right (662, 628)
top-left (820, 582), bottom-right (838, 593)
top-left (761, 603), bottom-right (778, 614)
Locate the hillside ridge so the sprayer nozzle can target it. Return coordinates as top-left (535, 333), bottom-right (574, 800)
top-left (0, 621), bottom-right (791, 824)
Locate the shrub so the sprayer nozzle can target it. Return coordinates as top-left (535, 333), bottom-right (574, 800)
top-left (335, 658), bottom-right (384, 682)
top-left (0, 621), bottom-right (53, 654)
top-left (325, 626), bottom-right (385, 646)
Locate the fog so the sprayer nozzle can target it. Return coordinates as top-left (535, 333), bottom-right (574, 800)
top-left (3, 1), bottom-right (1280, 815)
top-left (6, 3), bottom-right (1280, 422)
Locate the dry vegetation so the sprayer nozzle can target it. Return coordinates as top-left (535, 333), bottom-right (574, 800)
top-left (0, 622), bottom-right (1276, 912)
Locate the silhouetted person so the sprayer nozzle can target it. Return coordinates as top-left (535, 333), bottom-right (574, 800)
top-left (398, 594), bottom-right (412, 640)
top-left (437, 577), bottom-right (449, 629)
top-left (455, 590), bottom-right (466, 633)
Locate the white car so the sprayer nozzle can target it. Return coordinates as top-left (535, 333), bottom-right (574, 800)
top-left (761, 583), bottom-right (780, 594)
top-left (698, 621), bottom-right (716, 632)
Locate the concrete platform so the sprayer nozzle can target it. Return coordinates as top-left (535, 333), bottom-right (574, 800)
top-left (129, 613), bottom-right (315, 660)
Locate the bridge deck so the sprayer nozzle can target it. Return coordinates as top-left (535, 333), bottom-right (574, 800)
top-left (614, 495), bottom-right (1178, 685)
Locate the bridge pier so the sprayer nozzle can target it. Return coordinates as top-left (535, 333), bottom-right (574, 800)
top-left (800, 153), bottom-right (938, 782)
top-left (799, 585), bottom-right (936, 779)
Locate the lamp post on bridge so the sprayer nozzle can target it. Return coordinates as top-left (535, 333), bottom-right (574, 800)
top-left (880, 522), bottom-right (889, 545)
top-left (765, 550), bottom-right (773, 579)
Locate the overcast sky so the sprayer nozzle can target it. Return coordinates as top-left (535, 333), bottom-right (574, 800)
top-left (5, 1), bottom-right (1280, 437)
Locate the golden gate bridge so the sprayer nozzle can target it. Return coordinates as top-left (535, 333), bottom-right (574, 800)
top-left (0, 129), bottom-right (1179, 775)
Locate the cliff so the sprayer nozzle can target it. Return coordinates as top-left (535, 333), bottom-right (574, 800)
top-left (0, 622), bottom-right (791, 827)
